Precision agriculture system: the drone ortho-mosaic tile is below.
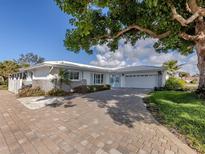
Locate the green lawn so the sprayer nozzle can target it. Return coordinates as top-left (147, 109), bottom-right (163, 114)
top-left (147, 91), bottom-right (205, 153)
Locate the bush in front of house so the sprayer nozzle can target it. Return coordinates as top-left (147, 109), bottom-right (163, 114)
top-left (47, 88), bottom-right (71, 96)
top-left (190, 79), bottom-right (198, 84)
top-left (18, 87), bottom-right (45, 97)
top-left (0, 80), bottom-right (7, 85)
top-left (73, 84), bottom-right (111, 94)
top-left (165, 77), bottom-right (185, 90)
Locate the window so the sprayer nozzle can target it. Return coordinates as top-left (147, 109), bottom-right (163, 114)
top-left (94, 74), bottom-right (104, 84)
top-left (69, 72), bottom-right (80, 80)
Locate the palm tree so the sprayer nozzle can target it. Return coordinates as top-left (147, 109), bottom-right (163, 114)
top-left (52, 69), bottom-right (71, 89)
top-left (163, 60), bottom-right (181, 77)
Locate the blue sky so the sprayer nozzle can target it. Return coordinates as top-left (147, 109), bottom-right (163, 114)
top-left (0, 0), bottom-right (198, 74)
top-left (0, 0), bottom-right (95, 63)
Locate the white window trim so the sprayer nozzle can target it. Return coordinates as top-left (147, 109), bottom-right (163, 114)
top-left (69, 71), bottom-right (80, 81)
top-left (94, 73), bottom-right (104, 85)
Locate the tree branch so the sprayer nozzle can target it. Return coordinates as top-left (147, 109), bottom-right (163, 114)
top-left (188, 0), bottom-right (201, 13)
top-left (186, 2), bottom-right (192, 13)
top-left (171, 6), bottom-right (200, 26)
top-left (96, 25), bottom-right (171, 41)
top-left (180, 32), bottom-right (198, 41)
top-left (170, 0), bottom-right (205, 27)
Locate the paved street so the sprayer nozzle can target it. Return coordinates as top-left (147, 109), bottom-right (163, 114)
top-left (0, 89), bottom-right (196, 154)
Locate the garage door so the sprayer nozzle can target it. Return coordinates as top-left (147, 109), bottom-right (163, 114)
top-left (124, 74), bottom-right (158, 88)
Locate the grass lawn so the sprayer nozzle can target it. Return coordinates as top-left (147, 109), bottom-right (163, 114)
top-left (147, 91), bottom-right (205, 153)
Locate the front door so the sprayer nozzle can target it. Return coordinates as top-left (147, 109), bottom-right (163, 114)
top-left (110, 74), bottom-right (121, 88)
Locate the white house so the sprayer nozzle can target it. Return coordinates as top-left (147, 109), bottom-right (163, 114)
top-left (8, 61), bottom-right (167, 93)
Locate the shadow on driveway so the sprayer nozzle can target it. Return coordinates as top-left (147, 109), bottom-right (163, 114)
top-left (51, 88), bottom-right (155, 128)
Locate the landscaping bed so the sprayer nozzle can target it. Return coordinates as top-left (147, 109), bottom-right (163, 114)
top-left (145, 91), bottom-right (205, 153)
top-left (18, 85), bottom-right (111, 97)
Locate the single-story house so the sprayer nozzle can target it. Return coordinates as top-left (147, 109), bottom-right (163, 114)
top-left (8, 61), bottom-right (167, 93)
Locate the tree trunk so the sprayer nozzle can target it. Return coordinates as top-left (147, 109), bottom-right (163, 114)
top-left (196, 42), bottom-right (205, 89)
top-left (195, 18), bottom-right (205, 90)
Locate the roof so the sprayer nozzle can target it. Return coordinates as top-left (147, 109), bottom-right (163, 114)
top-left (114, 66), bottom-right (164, 73)
top-left (22, 61), bottom-right (164, 73)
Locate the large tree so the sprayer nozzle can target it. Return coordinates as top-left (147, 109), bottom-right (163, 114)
top-left (0, 61), bottom-right (19, 81)
top-left (16, 52), bottom-right (45, 67)
top-left (55, 0), bottom-right (205, 90)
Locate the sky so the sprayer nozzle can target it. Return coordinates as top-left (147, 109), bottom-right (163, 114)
top-left (0, 0), bottom-right (198, 74)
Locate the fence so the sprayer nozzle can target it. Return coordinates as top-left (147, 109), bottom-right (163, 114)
top-left (8, 79), bottom-right (23, 94)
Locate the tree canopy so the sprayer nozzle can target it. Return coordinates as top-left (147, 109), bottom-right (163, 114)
top-left (55, 0), bottom-right (205, 54)
top-left (0, 61), bottom-right (19, 81)
top-left (55, 0), bottom-right (205, 89)
top-left (15, 52), bottom-right (45, 67)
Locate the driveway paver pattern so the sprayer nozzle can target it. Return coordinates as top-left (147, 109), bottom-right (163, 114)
top-left (0, 89), bottom-right (196, 154)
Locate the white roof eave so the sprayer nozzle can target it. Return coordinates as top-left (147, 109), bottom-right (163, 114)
top-left (20, 61), bottom-right (165, 73)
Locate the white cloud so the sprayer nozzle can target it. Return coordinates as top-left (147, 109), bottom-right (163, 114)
top-left (90, 39), bottom-right (198, 75)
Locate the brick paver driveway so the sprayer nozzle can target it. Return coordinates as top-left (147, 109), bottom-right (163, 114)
top-left (0, 89), bottom-right (196, 154)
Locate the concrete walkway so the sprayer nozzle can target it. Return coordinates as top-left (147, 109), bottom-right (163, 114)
top-left (0, 90), bottom-right (196, 154)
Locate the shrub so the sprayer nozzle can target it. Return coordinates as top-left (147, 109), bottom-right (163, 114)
top-left (154, 87), bottom-right (166, 91)
top-left (183, 85), bottom-right (198, 92)
top-left (0, 80), bottom-right (7, 86)
top-left (165, 77), bottom-right (185, 90)
top-left (73, 85), bottom-right (89, 94)
top-left (190, 79), bottom-right (198, 84)
top-left (73, 84), bottom-right (111, 94)
top-left (18, 87), bottom-right (45, 97)
top-left (47, 88), bottom-right (70, 96)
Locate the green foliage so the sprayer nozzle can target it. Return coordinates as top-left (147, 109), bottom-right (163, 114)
top-left (179, 72), bottom-right (190, 79)
top-left (18, 87), bottom-right (45, 97)
top-left (147, 91), bottom-right (205, 153)
top-left (47, 88), bottom-right (70, 96)
top-left (73, 84), bottom-right (111, 94)
top-left (15, 52), bottom-right (45, 67)
top-left (0, 60), bottom-right (19, 81)
top-left (52, 69), bottom-right (71, 88)
top-left (183, 84), bottom-right (198, 92)
top-left (165, 77), bottom-right (185, 90)
top-left (0, 80), bottom-right (7, 86)
top-left (55, 0), bottom-right (198, 54)
top-left (163, 60), bottom-right (180, 77)
top-left (190, 79), bottom-right (198, 84)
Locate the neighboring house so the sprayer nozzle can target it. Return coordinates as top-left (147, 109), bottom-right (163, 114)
top-left (8, 61), bottom-right (167, 93)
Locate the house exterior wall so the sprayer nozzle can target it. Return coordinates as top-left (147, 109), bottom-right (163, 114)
top-left (32, 67), bottom-right (52, 80)
top-left (32, 67), bottom-right (87, 92)
top-left (104, 73), bottom-right (110, 85)
top-left (121, 74), bottom-right (125, 87)
top-left (82, 71), bottom-right (91, 85)
top-left (17, 65), bottom-right (167, 93)
top-left (162, 70), bottom-right (167, 87)
top-left (32, 80), bottom-right (54, 92)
